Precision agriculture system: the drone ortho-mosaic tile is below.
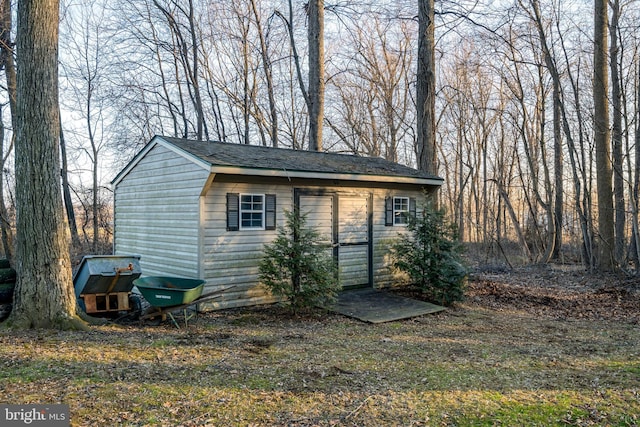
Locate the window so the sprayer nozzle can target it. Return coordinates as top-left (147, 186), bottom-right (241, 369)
top-left (241, 194), bottom-right (264, 229)
top-left (393, 197), bottom-right (410, 225)
top-left (385, 196), bottom-right (416, 226)
top-left (227, 193), bottom-right (276, 231)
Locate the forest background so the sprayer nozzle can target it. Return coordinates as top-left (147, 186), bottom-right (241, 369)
top-left (0, 0), bottom-right (637, 272)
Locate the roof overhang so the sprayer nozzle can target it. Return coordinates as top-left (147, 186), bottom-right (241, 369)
top-left (209, 165), bottom-right (444, 186)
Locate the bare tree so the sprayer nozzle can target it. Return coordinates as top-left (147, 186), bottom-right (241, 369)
top-left (153, 0), bottom-right (207, 141)
top-left (609, 0), bottom-right (625, 264)
top-left (594, 0), bottom-right (615, 270)
top-left (328, 16), bottom-right (413, 162)
top-left (557, 18), bottom-right (595, 269)
top-left (61, 0), bottom-right (113, 253)
top-left (59, 120), bottom-right (79, 248)
top-left (307, 0), bottom-right (324, 151)
top-left (416, 0), bottom-right (437, 175)
top-left (47, 0), bottom-right (640, 276)
top-left (273, 0), bottom-right (308, 149)
top-left (250, 0), bottom-right (278, 147)
top-left (438, 46), bottom-right (501, 248)
top-left (631, 55), bottom-right (640, 269)
top-left (525, 0), bottom-right (565, 262)
top-left (0, 0), bottom-right (15, 261)
top-left (8, 0), bottom-right (86, 330)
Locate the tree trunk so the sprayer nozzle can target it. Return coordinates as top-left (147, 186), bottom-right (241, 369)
top-left (593, 0), bottom-right (615, 270)
top-left (528, 0), bottom-right (564, 261)
top-left (59, 120), bottom-right (79, 248)
top-left (241, 14), bottom-right (250, 144)
top-left (0, 0), bottom-right (15, 262)
top-left (558, 20), bottom-right (594, 268)
top-left (92, 142), bottom-right (99, 252)
top-left (551, 87), bottom-right (563, 260)
top-left (609, 0), bottom-right (625, 264)
top-left (186, 0), bottom-right (206, 141)
top-left (7, 0), bottom-right (86, 330)
top-left (491, 179), bottom-right (532, 262)
top-left (630, 53), bottom-right (640, 271)
top-left (307, 0), bottom-right (324, 151)
top-left (250, 0), bottom-right (278, 148)
top-left (416, 0), bottom-right (437, 175)
top-left (0, 110), bottom-right (12, 261)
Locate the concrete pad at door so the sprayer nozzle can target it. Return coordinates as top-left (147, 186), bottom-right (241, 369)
top-left (331, 288), bottom-right (446, 323)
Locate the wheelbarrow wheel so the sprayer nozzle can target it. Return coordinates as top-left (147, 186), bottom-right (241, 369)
top-left (0, 303), bottom-right (11, 321)
top-left (128, 294), bottom-right (143, 319)
top-left (0, 282), bottom-right (15, 304)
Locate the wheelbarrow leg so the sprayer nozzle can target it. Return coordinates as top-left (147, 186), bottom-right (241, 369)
top-left (167, 311), bottom-right (181, 329)
top-left (184, 308), bottom-right (197, 327)
top-left (165, 308), bottom-right (195, 328)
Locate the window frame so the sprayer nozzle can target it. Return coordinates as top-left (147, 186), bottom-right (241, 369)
top-left (227, 193), bottom-right (276, 231)
top-left (239, 193), bottom-right (265, 230)
top-left (393, 196), bottom-right (410, 226)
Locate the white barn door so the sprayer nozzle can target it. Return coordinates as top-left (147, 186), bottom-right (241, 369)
top-left (298, 195), bottom-right (334, 246)
top-left (337, 196), bottom-right (370, 287)
top-left (297, 191), bottom-right (371, 289)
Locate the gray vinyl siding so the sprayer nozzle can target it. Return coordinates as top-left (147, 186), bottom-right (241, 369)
top-left (371, 189), bottom-right (421, 288)
top-left (199, 183), bottom-right (424, 309)
top-left (113, 139), bottom-right (433, 310)
top-left (199, 181), bottom-right (293, 309)
top-left (113, 144), bottom-right (209, 278)
top-left (112, 136), bottom-right (442, 312)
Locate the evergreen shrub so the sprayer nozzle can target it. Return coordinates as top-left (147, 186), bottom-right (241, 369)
top-left (259, 209), bottom-right (340, 313)
top-left (392, 199), bottom-right (467, 306)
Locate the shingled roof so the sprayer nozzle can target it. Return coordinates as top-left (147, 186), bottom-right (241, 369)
top-left (159, 136), bottom-right (443, 185)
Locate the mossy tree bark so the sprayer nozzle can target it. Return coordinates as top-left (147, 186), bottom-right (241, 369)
top-left (5, 0), bottom-right (87, 330)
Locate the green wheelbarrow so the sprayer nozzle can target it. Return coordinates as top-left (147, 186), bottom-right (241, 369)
top-left (134, 276), bottom-right (232, 327)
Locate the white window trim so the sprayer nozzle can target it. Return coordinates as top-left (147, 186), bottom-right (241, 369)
top-left (393, 196), bottom-right (410, 226)
top-left (240, 194), bottom-right (265, 230)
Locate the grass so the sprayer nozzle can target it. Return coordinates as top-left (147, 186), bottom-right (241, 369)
top-left (0, 291), bottom-right (639, 426)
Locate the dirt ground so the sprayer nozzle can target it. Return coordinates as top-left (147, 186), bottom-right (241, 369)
top-left (1, 264), bottom-right (639, 426)
top-left (463, 264), bottom-right (640, 323)
top-left (1, 264), bottom-right (639, 325)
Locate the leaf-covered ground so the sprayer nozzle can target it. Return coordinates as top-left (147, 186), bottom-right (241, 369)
top-left (1, 266), bottom-right (639, 426)
top-left (469, 265), bottom-right (640, 322)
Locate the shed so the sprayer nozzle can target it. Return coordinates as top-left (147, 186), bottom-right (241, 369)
top-left (111, 135), bottom-right (443, 310)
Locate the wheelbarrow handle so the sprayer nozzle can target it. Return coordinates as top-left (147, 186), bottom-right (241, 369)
top-left (105, 264), bottom-right (135, 294)
top-left (114, 263), bottom-right (134, 274)
top-left (99, 264), bottom-right (135, 277)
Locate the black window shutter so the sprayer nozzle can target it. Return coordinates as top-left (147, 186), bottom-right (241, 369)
top-left (385, 196), bottom-right (393, 226)
top-left (227, 193), bottom-right (239, 231)
top-left (265, 194), bottom-right (276, 230)
top-left (409, 197), bottom-right (417, 218)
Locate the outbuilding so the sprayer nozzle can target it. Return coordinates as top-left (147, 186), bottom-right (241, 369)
top-left (111, 135), bottom-right (443, 310)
